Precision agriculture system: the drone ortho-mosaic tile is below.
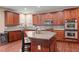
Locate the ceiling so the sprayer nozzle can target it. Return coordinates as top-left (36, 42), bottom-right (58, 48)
top-left (2, 6), bottom-right (78, 14)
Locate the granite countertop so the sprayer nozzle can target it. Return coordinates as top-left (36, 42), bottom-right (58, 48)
top-left (5, 26), bottom-right (53, 31)
top-left (4, 25), bottom-right (64, 32)
top-left (25, 31), bottom-right (56, 40)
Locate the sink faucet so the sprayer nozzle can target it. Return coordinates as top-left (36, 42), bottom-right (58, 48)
top-left (35, 26), bottom-right (41, 34)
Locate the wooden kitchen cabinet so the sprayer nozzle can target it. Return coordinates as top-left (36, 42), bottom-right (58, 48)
top-left (5, 11), bottom-right (19, 26)
top-left (70, 9), bottom-right (77, 18)
top-left (33, 14), bottom-right (43, 25)
top-left (63, 9), bottom-right (71, 20)
top-left (52, 12), bottom-right (57, 25)
top-left (54, 30), bottom-right (64, 41)
top-left (32, 8), bottom-right (79, 25)
top-left (40, 14), bottom-right (46, 24)
top-left (5, 11), bottom-right (14, 26)
top-left (76, 8), bottom-right (79, 18)
top-left (57, 12), bottom-right (64, 25)
top-left (52, 12), bottom-right (64, 25)
top-left (70, 42), bottom-right (79, 52)
top-left (44, 13), bottom-right (53, 19)
top-left (37, 14), bottom-right (41, 25)
top-left (56, 41), bottom-right (79, 52)
top-left (75, 8), bottom-right (79, 23)
top-left (13, 13), bottom-right (19, 25)
top-left (31, 39), bottom-right (50, 52)
top-left (39, 13), bottom-right (53, 25)
top-left (33, 11), bottom-right (64, 25)
top-left (63, 8), bottom-right (78, 20)
top-left (56, 41), bottom-right (71, 52)
top-left (8, 31), bottom-right (22, 42)
top-left (32, 15), bottom-right (38, 25)
top-left (31, 39), bottom-right (55, 52)
top-left (8, 31), bottom-right (15, 42)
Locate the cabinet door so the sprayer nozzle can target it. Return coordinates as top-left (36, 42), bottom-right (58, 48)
top-left (76, 8), bottom-right (79, 26)
top-left (8, 32), bottom-right (15, 42)
top-left (13, 31), bottom-right (22, 41)
top-left (37, 15), bottom-right (41, 25)
top-left (33, 14), bottom-right (42, 25)
top-left (54, 30), bottom-right (64, 41)
top-left (64, 10), bottom-right (71, 20)
top-left (57, 12), bottom-right (64, 25)
top-left (16, 31), bottom-right (22, 40)
top-left (76, 8), bottom-right (79, 18)
top-left (13, 13), bottom-right (19, 25)
top-left (56, 42), bottom-right (71, 52)
top-left (31, 39), bottom-right (50, 52)
top-left (64, 9), bottom-right (78, 20)
top-left (41, 14), bottom-right (45, 24)
top-left (44, 13), bottom-right (52, 19)
top-left (52, 12), bottom-right (58, 25)
top-left (70, 9), bottom-right (75, 18)
top-left (5, 11), bottom-right (14, 26)
top-left (70, 43), bottom-right (79, 52)
top-left (39, 14), bottom-right (43, 25)
top-left (33, 15), bottom-right (38, 25)
top-left (8, 31), bottom-right (22, 42)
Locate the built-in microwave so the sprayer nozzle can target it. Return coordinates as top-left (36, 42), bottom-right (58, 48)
top-left (65, 31), bottom-right (78, 39)
top-left (65, 20), bottom-right (77, 30)
top-left (44, 19), bottom-right (53, 25)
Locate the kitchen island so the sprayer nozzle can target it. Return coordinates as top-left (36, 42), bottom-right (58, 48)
top-left (26, 31), bottom-right (56, 52)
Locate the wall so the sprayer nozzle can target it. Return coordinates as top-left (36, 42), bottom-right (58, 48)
top-left (0, 8), bottom-right (5, 33)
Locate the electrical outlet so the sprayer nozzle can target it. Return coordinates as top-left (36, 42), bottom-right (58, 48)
top-left (37, 45), bottom-right (41, 50)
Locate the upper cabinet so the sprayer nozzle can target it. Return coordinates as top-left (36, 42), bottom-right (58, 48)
top-left (5, 11), bottom-right (19, 26)
top-left (63, 9), bottom-right (71, 20)
top-left (33, 12), bottom-right (64, 25)
top-left (52, 12), bottom-right (58, 25)
top-left (32, 13), bottom-right (53, 25)
top-left (32, 14), bottom-right (38, 25)
top-left (63, 8), bottom-right (78, 20)
top-left (57, 12), bottom-right (64, 25)
top-left (44, 13), bottom-right (53, 19)
top-left (5, 11), bottom-right (14, 26)
top-left (33, 8), bottom-right (79, 25)
top-left (13, 13), bottom-right (19, 25)
top-left (33, 14), bottom-right (43, 25)
top-left (51, 11), bottom-right (64, 25)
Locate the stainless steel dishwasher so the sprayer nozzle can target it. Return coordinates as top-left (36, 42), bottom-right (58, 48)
top-left (0, 32), bottom-right (8, 44)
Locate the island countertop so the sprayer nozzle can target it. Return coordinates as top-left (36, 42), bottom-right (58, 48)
top-left (25, 31), bottom-right (56, 40)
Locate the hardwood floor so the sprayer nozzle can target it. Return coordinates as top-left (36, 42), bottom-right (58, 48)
top-left (0, 39), bottom-right (79, 52)
top-left (0, 40), bottom-right (22, 52)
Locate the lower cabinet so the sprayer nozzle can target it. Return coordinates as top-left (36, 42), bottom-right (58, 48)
top-left (54, 30), bottom-right (64, 41)
top-left (8, 31), bottom-right (22, 42)
top-left (31, 38), bottom-right (56, 52)
top-left (56, 41), bottom-right (79, 52)
top-left (31, 39), bottom-right (50, 52)
top-left (56, 41), bottom-right (71, 52)
top-left (31, 37), bottom-right (56, 52)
